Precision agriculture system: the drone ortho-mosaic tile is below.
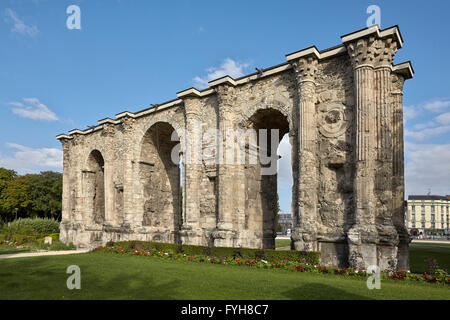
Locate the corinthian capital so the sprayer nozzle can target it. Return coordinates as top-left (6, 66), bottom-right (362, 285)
top-left (374, 37), bottom-right (398, 68)
top-left (215, 84), bottom-right (236, 116)
top-left (346, 36), bottom-right (377, 68)
top-left (291, 56), bottom-right (318, 83)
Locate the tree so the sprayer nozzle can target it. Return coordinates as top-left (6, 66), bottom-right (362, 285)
top-left (0, 169), bottom-right (63, 221)
top-left (1, 174), bottom-right (33, 219)
top-left (0, 168), bottom-right (17, 221)
top-left (28, 171), bottom-right (62, 219)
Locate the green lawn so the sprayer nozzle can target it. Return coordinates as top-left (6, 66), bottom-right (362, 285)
top-left (275, 239), bottom-right (291, 248)
top-left (0, 252), bottom-right (448, 300)
top-left (409, 242), bottom-right (450, 273)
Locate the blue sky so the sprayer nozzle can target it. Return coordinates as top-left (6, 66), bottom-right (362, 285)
top-left (1, 0), bottom-right (449, 213)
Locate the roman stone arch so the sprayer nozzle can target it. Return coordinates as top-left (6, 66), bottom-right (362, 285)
top-left (138, 121), bottom-right (181, 243)
top-left (83, 149), bottom-right (105, 225)
top-left (239, 95), bottom-right (294, 134)
top-left (241, 107), bottom-right (291, 249)
top-left (58, 25), bottom-right (412, 270)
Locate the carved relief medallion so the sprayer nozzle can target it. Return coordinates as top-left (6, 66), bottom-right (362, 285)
top-left (318, 102), bottom-right (352, 138)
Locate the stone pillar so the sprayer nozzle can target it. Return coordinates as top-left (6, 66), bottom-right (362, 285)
top-left (59, 138), bottom-right (72, 243)
top-left (213, 84), bottom-right (237, 247)
top-left (290, 56), bottom-right (319, 252)
top-left (391, 74), bottom-right (410, 269)
top-left (345, 35), bottom-right (401, 270)
top-left (373, 38), bottom-right (400, 270)
top-left (180, 97), bottom-right (204, 245)
top-left (346, 37), bottom-right (378, 269)
top-left (120, 117), bottom-right (136, 234)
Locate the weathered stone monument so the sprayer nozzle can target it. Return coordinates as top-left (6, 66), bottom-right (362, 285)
top-left (57, 25), bottom-right (413, 270)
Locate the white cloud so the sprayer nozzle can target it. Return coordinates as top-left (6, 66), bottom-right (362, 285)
top-left (193, 58), bottom-right (250, 89)
top-left (3, 8), bottom-right (38, 37)
top-left (404, 105), bottom-right (421, 121)
top-left (436, 112), bottom-right (450, 126)
top-left (405, 142), bottom-right (450, 196)
top-left (413, 121), bottom-right (435, 130)
top-left (405, 125), bottom-right (450, 141)
top-left (404, 98), bottom-right (450, 141)
top-left (10, 98), bottom-right (59, 121)
top-left (423, 99), bottom-right (450, 113)
top-left (0, 143), bottom-right (62, 174)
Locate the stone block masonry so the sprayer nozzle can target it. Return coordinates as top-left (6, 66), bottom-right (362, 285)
top-left (57, 25), bottom-right (413, 270)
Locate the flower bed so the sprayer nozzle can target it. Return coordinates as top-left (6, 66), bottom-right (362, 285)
top-left (93, 244), bottom-right (449, 285)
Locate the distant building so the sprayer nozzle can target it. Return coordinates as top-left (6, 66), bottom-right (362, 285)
top-left (278, 213), bottom-right (293, 235)
top-left (406, 195), bottom-right (450, 235)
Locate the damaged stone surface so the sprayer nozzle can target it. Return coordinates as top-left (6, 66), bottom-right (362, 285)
top-left (57, 25), bottom-right (413, 270)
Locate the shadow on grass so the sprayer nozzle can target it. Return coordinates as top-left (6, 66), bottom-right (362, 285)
top-left (282, 283), bottom-right (373, 300)
top-left (0, 254), bottom-right (183, 300)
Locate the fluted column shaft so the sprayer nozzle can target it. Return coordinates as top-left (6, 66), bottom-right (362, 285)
top-left (290, 56), bottom-right (319, 252)
top-left (214, 85), bottom-right (236, 246)
top-left (181, 97), bottom-right (203, 245)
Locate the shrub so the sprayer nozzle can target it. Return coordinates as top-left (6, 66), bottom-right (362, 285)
top-left (209, 246), bottom-right (237, 258)
top-left (109, 240), bottom-right (321, 265)
top-left (182, 244), bottom-right (207, 256)
top-left (6, 218), bottom-right (59, 234)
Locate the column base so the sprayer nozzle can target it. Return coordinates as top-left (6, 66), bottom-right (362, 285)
top-left (179, 226), bottom-right (204, 246)
top-left (212, 228), bottom-right (236, 247)
top-left (291, 227), bottom-right (318, 251)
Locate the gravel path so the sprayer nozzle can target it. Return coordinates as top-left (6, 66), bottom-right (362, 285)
top-left (0, 249), bottom-right (90, 259)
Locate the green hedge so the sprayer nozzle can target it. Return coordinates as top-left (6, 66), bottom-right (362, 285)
top-left (3, 218), bottom-right (59, 235)
top-left (110, 241), bottom-right (320, 264)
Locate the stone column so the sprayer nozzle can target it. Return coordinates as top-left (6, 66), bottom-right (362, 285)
top-left (346, 37), bottom-right (378, 269)
top-left (120, 116), bottom-right (136, 235)
top-left (391, 74), bottom-right (410, 269)
top-left (346, 35), bottom-right (401, 270)
top-left (373, 38), bottom-right (400, 270)
top-left (59, 138), bottom-right (72, 244)
top-left (180, 97), bottom-right (204, 245)
top-left (213, 84), bottom-right (237, 247)
top-left (290, 56), bottom-right (319, 252)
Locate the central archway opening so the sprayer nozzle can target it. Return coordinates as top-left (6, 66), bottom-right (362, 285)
top-left (245, 108), bottom-right (291, 249)
top-left (86, 150), bottom-right (105, 224)
top-left (140, 122), bottom-right (180, 243)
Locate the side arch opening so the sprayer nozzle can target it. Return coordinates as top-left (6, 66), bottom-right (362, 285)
top-left (140, 122), bottom-right (181, 242)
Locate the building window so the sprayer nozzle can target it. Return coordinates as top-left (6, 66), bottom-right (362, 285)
top-left (421, 205), bottom-right (425, 214)
top-left (447, 206), bottom-right (449, 214)
top-left (412, 205), bottom-right (415, 213)
top-left (431, 214), bottom-right (435, 222)
top-left (431, 222), bottom-right (435, 229)
top-left (431, 205), bottom-right (435, 213)
top-left (421, 221), bottom-right (425, 228)
top-left (412, 221), bottom-right (415, 228)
